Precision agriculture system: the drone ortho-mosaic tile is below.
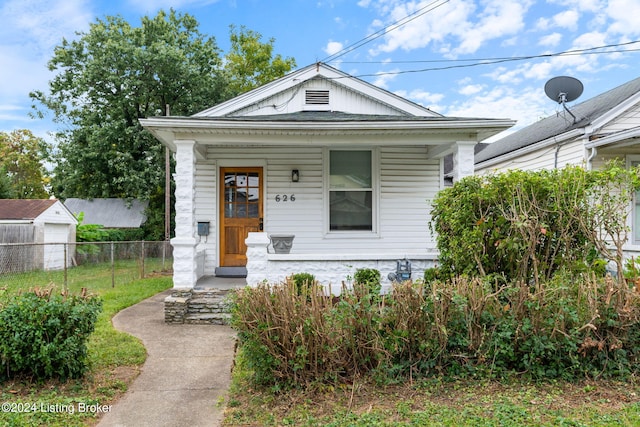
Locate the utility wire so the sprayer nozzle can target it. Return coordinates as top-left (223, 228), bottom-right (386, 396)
top-left (332, 40), bottom-right (640, 65)
top-left (321, 0), bottom-right (451, 63)
top-left (329, 40), bottom-right (640, 78)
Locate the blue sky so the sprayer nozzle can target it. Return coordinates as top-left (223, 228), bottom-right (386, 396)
top-left (1, 0), bottom-right (639, 143)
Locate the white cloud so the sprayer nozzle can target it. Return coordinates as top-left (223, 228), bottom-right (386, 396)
top-left (538, 33), bottom-right (563, 47)
top-left (324, 40), bottom-right (344, 55)
top-left (552, 9), bottom-right (580, 31)
top-left (454, 0), bottom-right (532, 55)
top-left (459, 84), bottom-right (484, 96)
top-left (408, 90), bottom-right (444, 105)
top-left (371, 69), bottom-right (400, 89)
top-left (607, 0), bottom-right (640, 36)
top-left (444, 86), bottom-right (550, 138)
top-left (366, 0), bottom-right (533, 58)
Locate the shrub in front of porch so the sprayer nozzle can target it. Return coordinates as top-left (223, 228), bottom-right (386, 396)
top-left (230, 273), bottom-right (640, 388)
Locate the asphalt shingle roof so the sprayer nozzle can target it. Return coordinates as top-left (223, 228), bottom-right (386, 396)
top-left (64, 198), bottom-right (148, 228)
top-left (476, 76), bottom-right (640, 164)
top-left (0, 199), bottom-right (57, 220)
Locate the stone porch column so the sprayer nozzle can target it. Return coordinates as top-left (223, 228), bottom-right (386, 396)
top-left (453, 140), bottom-right (477, 182)
top-left (171, 140), bottom-right (197, 289)
top-left (245, 232), bottom-right (270, 286)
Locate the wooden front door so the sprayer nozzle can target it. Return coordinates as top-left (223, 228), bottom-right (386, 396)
top-left (220, 167), bottom-right (263, 266)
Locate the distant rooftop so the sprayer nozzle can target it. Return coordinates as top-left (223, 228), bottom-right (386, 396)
top-left (0, 199), bottom-right (58, 220)
top-left (64, 198), bottom-right (148, 228)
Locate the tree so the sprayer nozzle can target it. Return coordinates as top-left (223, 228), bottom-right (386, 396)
top-left (0, 130), bottom-right (50, 199)
top-left (224, 25), bottom-right (297, 95)
top-left (31, 10), bottom-right (295, 239)
top-left (31, 10), bottom-right (227, 202)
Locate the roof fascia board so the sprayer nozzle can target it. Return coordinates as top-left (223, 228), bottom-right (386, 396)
top-left (589, 91), bottom-right (640, 131)
top-left (475, 128), bottom-right (585, 170)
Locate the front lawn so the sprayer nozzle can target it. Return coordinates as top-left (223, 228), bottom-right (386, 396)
top-left (224, 349), bottom-right (640, 426)
top-left (0, 273), bottom-right (172, 427)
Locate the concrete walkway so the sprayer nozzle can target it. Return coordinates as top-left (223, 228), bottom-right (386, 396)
top-left (97, 289), bottom-right (237, 427)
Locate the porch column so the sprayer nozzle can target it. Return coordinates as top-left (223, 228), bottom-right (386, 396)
top-left (453, 140), bottom-right (477, 182)
top-left (171, 139), bottom-right (197, 289)
top-left (245, 232), bottom-right (270, 286)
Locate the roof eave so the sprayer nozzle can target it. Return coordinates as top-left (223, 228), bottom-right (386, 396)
top-left (140, 117), bottom-right (515, 149)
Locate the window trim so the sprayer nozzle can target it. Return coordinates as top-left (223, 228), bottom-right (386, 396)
top-left (324, 147), bottom-right (379, 237)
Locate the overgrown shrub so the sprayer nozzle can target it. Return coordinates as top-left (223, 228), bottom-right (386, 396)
top-left (232, 275), bottom-right (640, 388)
top-left (0, 288), bottom-right (102, 380)
top-left (430, 163), bottom-right (640, 285)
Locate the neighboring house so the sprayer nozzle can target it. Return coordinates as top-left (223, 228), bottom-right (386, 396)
top-left (475, 75), bottom-right (640, 252)
top-left (64, 198), bottom-right (148, 229)
top-left (0, 199), bottom-right (77, 271)
top-left (141, 62), bottom-right (514, 291)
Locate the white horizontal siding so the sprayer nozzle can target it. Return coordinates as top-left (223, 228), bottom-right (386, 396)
top-left (194, 162), bottom-right (217, 274)
top-left (232, 78), bottom-right (406, 117)
top-left (196, 145), bottom-right (441, 269)
top-left (599, 102), bottom-right (640, 133)
top-left (34, 202), bottom-right (76, 225)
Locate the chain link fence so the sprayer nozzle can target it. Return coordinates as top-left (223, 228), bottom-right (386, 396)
top-left (0, 241), bottom-right (173, 290)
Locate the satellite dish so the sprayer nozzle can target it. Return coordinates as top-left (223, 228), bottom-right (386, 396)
top-left (544, 76), bottom-right (583, 104)
top-left (544, 76), bottom-right (584, 123)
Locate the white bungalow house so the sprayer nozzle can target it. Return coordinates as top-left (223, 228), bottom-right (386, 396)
top-left (475, 75), bottom-right (640, 253)
top-left (141, 62), bottom-right (514, 293)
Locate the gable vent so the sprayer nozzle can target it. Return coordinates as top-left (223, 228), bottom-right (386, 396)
top-left (305, 90), bottom-right (330, 105)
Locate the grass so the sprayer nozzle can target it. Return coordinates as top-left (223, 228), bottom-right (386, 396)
top-left (0, 263), bottom-right (172, 426)
top-left (1, 257), bottom-right (170, 291)
top-left (222, 348), bottom-right (640, 427)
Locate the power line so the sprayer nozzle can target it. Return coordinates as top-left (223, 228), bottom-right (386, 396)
top-left (321, 0), bottom-right (451, 63)
top-left (330, 40), bottom-right (640, 78)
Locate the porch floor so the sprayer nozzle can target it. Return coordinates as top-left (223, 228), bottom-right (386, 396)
top-left (195, 275), bottom-right (247, 290)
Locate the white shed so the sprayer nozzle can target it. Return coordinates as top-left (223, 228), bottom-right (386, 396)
top-left (0, 199), bottom-right (77, 270)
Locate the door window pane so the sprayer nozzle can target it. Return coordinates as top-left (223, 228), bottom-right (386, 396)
top-left (224, 171), bottom-right (261, 218)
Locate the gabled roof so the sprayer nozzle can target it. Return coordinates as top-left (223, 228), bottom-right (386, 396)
top-left (64, 198), bottom-right (148, 228)
top-left (0, 199), bottom-right (58, 220)
top-left (476, 76), bottom-right (640, 164)
top-left (140, 63), bottom-right (515, 151)
top-left (194, 62), bottom-right (439, 118)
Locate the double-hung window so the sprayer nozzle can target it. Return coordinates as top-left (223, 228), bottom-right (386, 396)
top-left (329, 150), bottom-right (373, 231)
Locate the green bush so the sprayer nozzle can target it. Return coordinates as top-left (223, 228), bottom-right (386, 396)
top-left (353, 268), bottom-right (381, 296)
top-left (288, 272), bottom-right (316, 296)
top-left (0, 289), bottom-right (102, 380)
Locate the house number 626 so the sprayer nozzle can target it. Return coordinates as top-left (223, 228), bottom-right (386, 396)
top-left (275, 194), bottom-right (295, 202)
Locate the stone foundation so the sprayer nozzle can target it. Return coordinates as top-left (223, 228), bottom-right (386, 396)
top-left (164, 288), bottom-right (233, 325)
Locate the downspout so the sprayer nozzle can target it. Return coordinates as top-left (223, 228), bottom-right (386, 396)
top-left (586, 146), bottom-right (597, 171)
